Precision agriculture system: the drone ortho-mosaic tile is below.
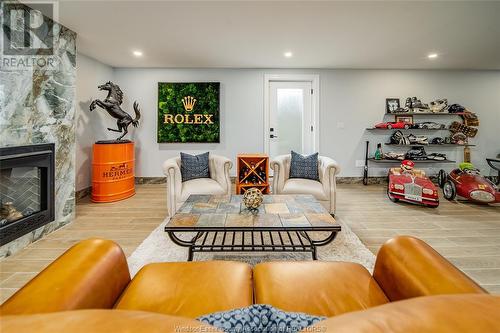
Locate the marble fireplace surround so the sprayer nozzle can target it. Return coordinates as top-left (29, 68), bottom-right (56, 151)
top-left (0, 2), bottom-right (77, 257)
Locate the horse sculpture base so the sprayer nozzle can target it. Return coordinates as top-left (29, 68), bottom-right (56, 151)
top-left (95, 139), bottom-right (132, 144)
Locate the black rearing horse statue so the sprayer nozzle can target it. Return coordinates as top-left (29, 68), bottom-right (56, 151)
top-left (90, 81), bottom-right (141, 141)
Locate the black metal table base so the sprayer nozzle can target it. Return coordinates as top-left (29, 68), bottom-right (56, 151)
top-left (167, 230), bottom-right (338, 261)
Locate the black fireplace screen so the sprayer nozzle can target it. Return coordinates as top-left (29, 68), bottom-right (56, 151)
top-left (0, 144), bottom-right (55, 246)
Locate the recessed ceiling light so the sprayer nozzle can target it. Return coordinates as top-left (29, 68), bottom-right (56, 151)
top-left (427, 53), bottom-right (438, 59)
top-left (133, 50), bottom-right (143, 57)
top-left (284, 51), bottom-right (293, 58)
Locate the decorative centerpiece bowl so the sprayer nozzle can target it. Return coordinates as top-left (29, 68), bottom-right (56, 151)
top-left (243, 188), bottom-right (263, 212)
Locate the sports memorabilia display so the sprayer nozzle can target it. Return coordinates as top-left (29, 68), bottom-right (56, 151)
top-left (365, 97), bottom-right (480, 192)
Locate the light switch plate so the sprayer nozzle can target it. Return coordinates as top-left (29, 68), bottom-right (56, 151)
top-left (355, 160), bottom-right (365, 167)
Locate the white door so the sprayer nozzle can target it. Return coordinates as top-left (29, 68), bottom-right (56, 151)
top-left (268, 81), bottom-right (314, 159)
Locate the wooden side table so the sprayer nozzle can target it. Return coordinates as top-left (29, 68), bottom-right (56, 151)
top-left (236, 154), bottom-right (269, 194)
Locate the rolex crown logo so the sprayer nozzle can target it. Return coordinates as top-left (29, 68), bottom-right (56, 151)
top-left (182, 96), bottom-right (197, 112)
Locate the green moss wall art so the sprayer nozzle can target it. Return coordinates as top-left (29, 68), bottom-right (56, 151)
top-left (157, 82), bottom-right (220, 143)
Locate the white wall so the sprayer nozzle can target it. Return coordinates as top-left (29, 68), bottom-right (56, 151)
top-left (320, 70), bottom-right (500, 177)
top-left (76, 67), bottom-right (500, 185)
top-left (75, 53), bottom-right (114, 191)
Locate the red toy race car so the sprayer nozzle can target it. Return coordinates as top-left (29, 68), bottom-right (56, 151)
top-left (438, 163), bottom-right (500, 204)
top-left (387, 160), bottom-right (439, 207)
top-left (374, 121), bottom-right (411, 129)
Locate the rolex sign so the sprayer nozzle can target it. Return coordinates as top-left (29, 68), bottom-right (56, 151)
top-left (157, 82), bottom-right (220, 143)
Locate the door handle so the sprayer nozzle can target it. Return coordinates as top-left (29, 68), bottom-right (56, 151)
top-left (270, 134), bottom-right (278, 138)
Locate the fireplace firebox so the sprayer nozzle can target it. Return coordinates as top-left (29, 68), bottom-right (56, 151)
top-left (0, 144), bottom-right (55, 246)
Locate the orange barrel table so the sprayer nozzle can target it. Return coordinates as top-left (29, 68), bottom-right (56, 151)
top-left (91, 142), bottom-right (135, 202)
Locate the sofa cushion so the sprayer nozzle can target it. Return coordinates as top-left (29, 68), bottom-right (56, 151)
top-left (114, 261), bottom-right (253, 318)
top-left (180, 152), bottom-right (210, 182)
top-left (289, 151), bottom-right (319, 181)
top-left (181, 178), bottom-right (225, 202)
top-left (0, 310), bottom-right (218, 333)
top-left (282, 178), bottom-right (328, 201)
top-left (254, 262), bottom-right (389, 317)
top-left (304, 294), bottom-right (500, 333)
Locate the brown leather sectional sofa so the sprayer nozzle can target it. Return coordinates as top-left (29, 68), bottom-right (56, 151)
top-left (1, 236), bottom-right (499, 332)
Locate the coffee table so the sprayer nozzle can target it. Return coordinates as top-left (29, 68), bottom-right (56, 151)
top-left (164, 194), bottom-right (341, 261)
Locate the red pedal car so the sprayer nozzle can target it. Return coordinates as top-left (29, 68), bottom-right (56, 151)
top-left (387, 160), bottom-right (439, 207)
top-left (374, 121), bottom-right (411, 129)
top-left (438, 163), bottom-right (500, 204)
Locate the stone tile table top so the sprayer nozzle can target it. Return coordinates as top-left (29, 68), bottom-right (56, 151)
top-left (166, 194), bottom-right (340, 231)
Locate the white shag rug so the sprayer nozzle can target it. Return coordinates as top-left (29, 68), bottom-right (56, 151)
top-left (127, 219), bottom-right (375, 277)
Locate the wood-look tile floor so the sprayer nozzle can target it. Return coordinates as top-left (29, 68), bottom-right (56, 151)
top-left (335, 184), bottom-right (500, 295)
top-left (1, 183), bottom-right (499, 303)
top-left (0, 185), bottom-right (166, 303)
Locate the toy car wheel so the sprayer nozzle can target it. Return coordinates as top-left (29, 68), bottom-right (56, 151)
top-left (387, 124), bottom-right (392, 129)
top-left (443, 180), bottom-right (456, 200)
top-left (437, 169), bottom-right (447, 188)
top-left (387, 187), bottom-right (398, 203)
top-left (404, 124), bottom-right (410, 129)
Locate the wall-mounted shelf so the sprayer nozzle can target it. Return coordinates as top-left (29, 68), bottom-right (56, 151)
top-left (384, 112), bottom-right (470, 116)
top-left (363, 107), bottom-right (478, 185)
top-left (384, 143), bottom-right (475, 147)
top-left (366, 128), bottom-right (446, 131)
top-left (369, 158), bottom-right (456, 164)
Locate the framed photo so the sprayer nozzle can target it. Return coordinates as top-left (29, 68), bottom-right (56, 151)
top-left (395, 115), bottom-right (413, 124)
top-left (385, 98), bottom-right (400, 113)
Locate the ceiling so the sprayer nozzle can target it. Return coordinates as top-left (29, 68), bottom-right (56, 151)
top-left (52, 1), bottom-right (500, 69)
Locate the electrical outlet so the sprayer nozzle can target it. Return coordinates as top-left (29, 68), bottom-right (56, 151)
top-left (355, 160), bottom-right (365, 167)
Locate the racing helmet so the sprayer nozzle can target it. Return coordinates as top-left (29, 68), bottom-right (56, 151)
top-left (459, 162), bottom-right (478, 173)
top-left (401, 159), bottom-right (415, 171)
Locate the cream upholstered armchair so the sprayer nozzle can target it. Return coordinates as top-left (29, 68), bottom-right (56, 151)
top-left (271, 154), bottom-right (340, 216)
top-left (162, 155), bottom-right (232, 216)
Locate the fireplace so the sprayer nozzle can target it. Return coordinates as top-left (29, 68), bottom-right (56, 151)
top-left (0, 144), bottom-right (55, 246)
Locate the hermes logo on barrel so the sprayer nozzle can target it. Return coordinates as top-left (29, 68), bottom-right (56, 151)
top-left (102, 163), bottom-right (133, 180)
top-left (158, 82), bottom-right (220, 143)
